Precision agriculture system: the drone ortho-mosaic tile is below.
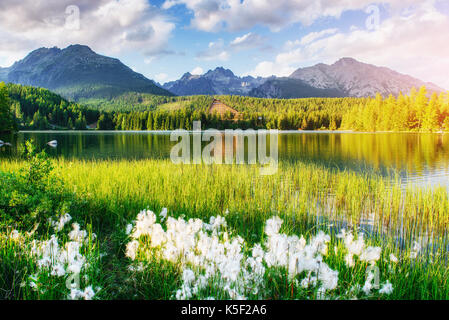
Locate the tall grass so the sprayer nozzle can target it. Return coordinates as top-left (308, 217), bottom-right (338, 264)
top-left (1, 158), bottom-right (449, 299)
top-left (3, 159), bottom-right (447, 244)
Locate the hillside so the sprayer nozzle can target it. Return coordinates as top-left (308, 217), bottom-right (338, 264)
top-left (288, 57), bottom-right (444, 97)
top-left (248, 78), bottom-right (345, 98)
top-left (5, 83), bottom-right (99, 130)
top-left (1, 45), bottom-right (173, 101)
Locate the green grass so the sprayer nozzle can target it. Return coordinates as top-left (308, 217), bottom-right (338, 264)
top-left (1, 156), bottom-right (449, 299)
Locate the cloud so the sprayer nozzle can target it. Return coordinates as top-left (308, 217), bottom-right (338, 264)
top-left (154, 73), bottom-right (169, 82)
top-left (162, 0), bottom-right (426, 32)
top-left (230, 32), bottom-right (264, 50)
top-left (196, 39), bottom-right (230, 61)
top-left (246, 1), bottom-right (449, 89)
top-left (191, 66), bottom-right (204, 75)
top-left (0, 0), bottom-right (175, 66)
top-left (299, 28), bottom-right (338, 45)
top-left (195, 32), bottom-right (265, 62)
top-left (246, 61), bottom-right (295, 78)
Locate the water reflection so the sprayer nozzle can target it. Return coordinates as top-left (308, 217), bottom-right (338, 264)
top-left (1, 131), bottom-right (449, 187)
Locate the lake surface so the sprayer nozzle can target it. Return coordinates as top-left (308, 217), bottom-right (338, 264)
top-left (2, 131), bottom-right (449, 188)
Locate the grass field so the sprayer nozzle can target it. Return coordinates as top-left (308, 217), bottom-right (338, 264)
top-left (1, 149), bottom-right (449, 300)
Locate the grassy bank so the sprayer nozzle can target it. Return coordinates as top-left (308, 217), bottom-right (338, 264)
top-left (1, 155), bottom-right (449, 299)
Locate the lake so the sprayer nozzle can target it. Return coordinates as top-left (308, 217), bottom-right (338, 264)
top-left (1, 131), bottom-right (449, 188)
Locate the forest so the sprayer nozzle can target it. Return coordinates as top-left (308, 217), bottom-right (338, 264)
top-left (1, 81), bottom-right (449, 132)
top-left (3, 83), bottom-right (99, 131)
top-left (340, 87), bottom-right (449, 132)
top-left (0, 82), bottom-right (16, 133)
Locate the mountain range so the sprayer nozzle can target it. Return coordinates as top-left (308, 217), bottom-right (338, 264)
top-left (0, 44), bottom-right (445, 102)
top-left (0, 45), bottom-right (173, 100)
top-left (162, 67), bottom-right (267, 96)
top-left (165, 58), bottom-right (444, 98)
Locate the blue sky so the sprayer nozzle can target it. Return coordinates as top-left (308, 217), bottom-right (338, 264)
top-left (0, 0), bottom-right (449, 88)
top-left (121, 1), bottom-right (391, 83)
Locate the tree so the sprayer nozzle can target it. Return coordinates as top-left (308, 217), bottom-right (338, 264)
top-left (0, 82), bottom-right (15, 132)
top-left (74, 112), bottom-right (87, 130)
top-left (422, 93), bottom-right (439, 132)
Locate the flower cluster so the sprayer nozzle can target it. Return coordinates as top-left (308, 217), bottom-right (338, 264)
top-left (15, 214), bottom-right (100, 300)
top-left (337, 229), bottom-right (381, 267)
top-left (126, 209), bottom-right (263, 299)
top-left (264, 217), bottom-right (338, 294)
top-left (126, 209), bottom-right (395, 300)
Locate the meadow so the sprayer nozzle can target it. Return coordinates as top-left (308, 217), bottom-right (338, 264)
top-left (1, 143), bottom-right (449, 300)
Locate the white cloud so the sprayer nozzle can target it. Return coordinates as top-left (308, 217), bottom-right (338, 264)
top-left (230, 32), bottom-right (263, 49)
top-left (247, 1), bottom-right (449, 89)
top-left (246, 61), bottom-right (295, 78)
top-left (154, 73), bottom-right (169, 82)
top-left (0, 0), bottom-right (175, 67)
top-left (299, 28), bottom-right (338, 46)
top-left (191, 66), bottom-right (204, 75)
top-left (196, 39), bottom-right (230, 61)
top-left (144, 57), bottom-right (156, 64)
top-left (161, 0), bottom-right (425, 32)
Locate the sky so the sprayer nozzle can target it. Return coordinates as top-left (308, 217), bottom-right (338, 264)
top-left (0, 0), bottom-right (448, 88)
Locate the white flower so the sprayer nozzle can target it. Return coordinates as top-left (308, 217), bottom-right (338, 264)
top-left (379, 280), bottom-right (393, 295)
top-left (52, 213), bottom-right (72, 232)
top-left (360, 247), bottom-right (381, 264)
top-left (126, 224), bottom-right (133, 235)
top-left (125, 210), bottom-right (393, 301)
top-left (345, 254), bottom-right (355, 267)
top-left (68, 223), bottom-right (87, 243)
top-left (50, 264), bottom-right (66, 277)
top-left (82, 286), bottom-right (96, 300)
top-left (160, 208), bottom-right (168, 221)
top-left (389, 253), bottom-right (398, 263)
top-left (318, 263), bottom-right (339, 291)
top-left (126, 240), bottom-right (139, 260)
top-left (10, 229), bottom-right (20, 240)
top-left (265, 216), bottom-right (283, 237)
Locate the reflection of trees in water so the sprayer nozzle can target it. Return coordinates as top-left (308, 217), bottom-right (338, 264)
top-left (3, 132), bottom-right (449, 176)
top-left (278, 133), bottom-right (449, 174)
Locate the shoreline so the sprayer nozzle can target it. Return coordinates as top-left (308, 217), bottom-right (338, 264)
top-left (15, 129), bottom-right (449, 134)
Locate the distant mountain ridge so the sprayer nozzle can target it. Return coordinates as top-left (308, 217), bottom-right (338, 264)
top-left (163, 67), bottom-right (267, 96)
top-left (248, 77), bottom-right (346, 98)
top-left (164, 58), bottom-right (445, 98)
top-left (0, 45), bottom-right (173, 100)
top-left (1, 45), bottom-right (444, 101)
top-left (288, 57), bottom-right (443, 98)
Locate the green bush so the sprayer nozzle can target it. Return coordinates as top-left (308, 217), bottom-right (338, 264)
top-left (0, 141), bottom-right (73, 232)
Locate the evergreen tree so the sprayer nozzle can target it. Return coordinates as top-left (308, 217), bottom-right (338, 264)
top-left (0, 82), bottom-right (15, 132)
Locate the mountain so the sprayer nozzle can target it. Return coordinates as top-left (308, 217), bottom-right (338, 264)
top-left (1, 45), bottom-right (173, 100)
top-left (287, 57), bottom-right (444, 98)
top-left (248, 77), bottom-right (345, 98)
top-left (164, 58), bottom-right (444, 99)
top-left (0, 68), bottom-right (8, 82)
top-left (163, 67), bottom-right (267, 96)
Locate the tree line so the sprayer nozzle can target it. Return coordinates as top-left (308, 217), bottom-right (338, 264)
top-left (340, 87), bottom-right (449, 132)
top-left (1, 82), bottom-right (449, 133)
top-left (4, 83), bottom-right (99, 131)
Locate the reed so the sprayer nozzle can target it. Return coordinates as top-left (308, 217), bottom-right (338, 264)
top-left (1, 158), bottom-right (449, 299)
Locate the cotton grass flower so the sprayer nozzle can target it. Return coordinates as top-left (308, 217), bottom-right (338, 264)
top-left (125, 209), bottom-right (393, 300)
top-left (379, 280), bottom-right (394, 295)
top-left (15, 216), bottom-right (100, 300)
top-left (389, 253), bottom-right (398, 263)
top-left (50, 213), bottom-right (72, 232)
